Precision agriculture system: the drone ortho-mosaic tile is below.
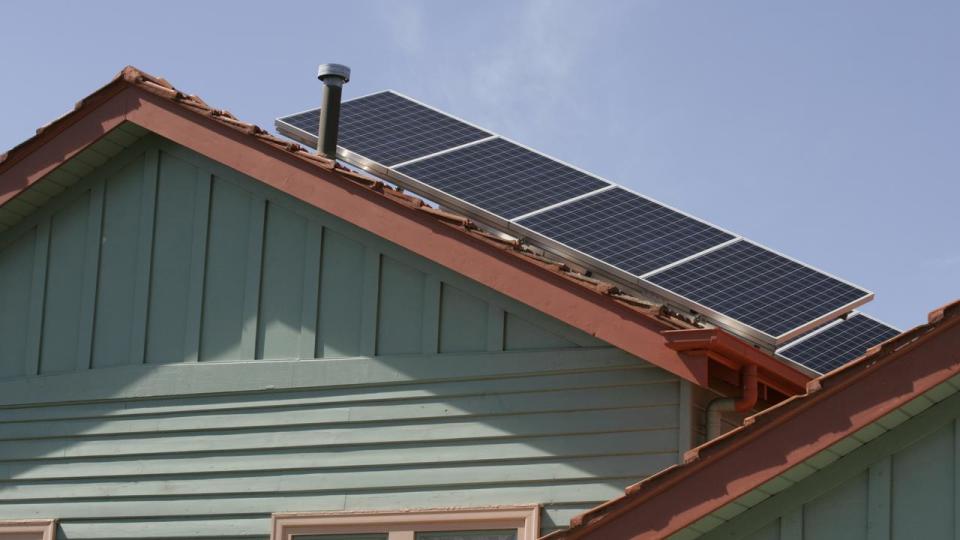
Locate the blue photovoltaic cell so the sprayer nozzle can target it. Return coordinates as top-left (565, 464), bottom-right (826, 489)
top-left (396, 137), bottom-right (609, 220)
top-left (645, 240), bottom-right (871, 339)
top-left (278, 91), bottom-right (491, 166)
top-left (517, 187), bottom-right (735, 276)
top-left (777, 313), bottom-right (899, 374)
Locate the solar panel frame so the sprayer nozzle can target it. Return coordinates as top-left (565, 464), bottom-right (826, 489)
top-left (775, 312), bottom-right (900, 374)
top-left (278, 90), bottom-right (622, 228)
top-left (513, 186), bottom-right (738, 277)
top-left (274, 103), bottom-right (326, 147)
top-left (396, 137), bottom-right (611, 220)
top-left (276, 93), bottom-right (375, 148)
top-left (276, 90), bottom-right (495, 167)
top-left (279, 91), bottom-right (739, 254)
top-left (642, 240), bottom-right (874, 345)
top-left (503, 182), bottom-right (746, 306)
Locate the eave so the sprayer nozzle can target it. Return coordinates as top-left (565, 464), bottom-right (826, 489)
top-left (663, 328), bottom-right (810, 398)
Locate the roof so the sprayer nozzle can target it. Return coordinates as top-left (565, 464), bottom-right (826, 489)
top-left (544, 299), bottom-right (960, 539)
top-left (0, 66), bottom-right (813, 398)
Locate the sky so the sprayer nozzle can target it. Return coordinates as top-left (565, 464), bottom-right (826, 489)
top-left (2, 0), bottom-right (957, 330)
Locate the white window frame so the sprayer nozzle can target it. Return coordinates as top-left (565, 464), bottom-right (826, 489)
top-left (272, 505), bottom-right (540, 540)
top-left (0, 520), bottom-right (56, 540)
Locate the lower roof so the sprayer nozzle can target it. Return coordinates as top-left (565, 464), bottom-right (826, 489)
top-left (544, 299), bottom-right (960, 539)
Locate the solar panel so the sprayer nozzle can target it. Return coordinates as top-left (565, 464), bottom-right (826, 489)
top-left (777, 313), bottom-right (900, 373)
top-left (396, 137), bottom-right (609, 220)
top-left (516, 187), bottom-right (735, 276)
top-left (276, 90), bottom-right (878, 348)
top-left (277, 91), bottom-right (491, 167)
top-left (644, 240), bottom-right (872, 341)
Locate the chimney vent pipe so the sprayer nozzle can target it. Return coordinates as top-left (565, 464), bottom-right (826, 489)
top-left (316, 63), bottom-right (351, 159)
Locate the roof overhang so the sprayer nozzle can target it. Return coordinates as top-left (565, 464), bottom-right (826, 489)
top-left (663, 328), bottom-right (810, 397)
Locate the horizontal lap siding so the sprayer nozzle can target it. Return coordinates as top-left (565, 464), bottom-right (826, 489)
top-left (0, 358), bottom-right (679, 539)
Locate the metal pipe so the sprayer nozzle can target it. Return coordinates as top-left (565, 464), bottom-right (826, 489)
top-left (706, 397), bottom-right (735, 441)
top-left (706, 364), bottom-right (758, 440)
top-left (316, 63), bottom-right (351, 159)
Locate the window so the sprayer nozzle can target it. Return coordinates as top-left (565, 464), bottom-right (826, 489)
top-left (0, 520), bottom-right (56, 540)
top-left (272, 506), bottom-right (539, 540)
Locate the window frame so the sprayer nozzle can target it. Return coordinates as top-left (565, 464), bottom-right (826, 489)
top-left (272, 505), bottom-right (540, 540)
top-left (0, 519), bottom-right (56, 540)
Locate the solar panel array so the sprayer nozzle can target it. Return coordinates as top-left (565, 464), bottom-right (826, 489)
top-left (776, 313), bottom-right (900, 373)
top-left (276, 91), bottom-right (876, 347)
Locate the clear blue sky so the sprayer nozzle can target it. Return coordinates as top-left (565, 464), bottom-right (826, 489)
top-left (3, 1), bottom-right (957, 329)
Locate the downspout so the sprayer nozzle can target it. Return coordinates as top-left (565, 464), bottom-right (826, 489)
top-left (706, 364), bottom-right (758, 440)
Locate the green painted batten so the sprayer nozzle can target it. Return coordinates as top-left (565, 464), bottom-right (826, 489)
top-left (0, 132), bottom-right (681, 539)
top-left (504, 312), bottom-right (579, 351)
top-left (890, 422), bottom-right (955, 538)
top-left (439, 283), bottom-right (491, 354)
top-left (801, 472), bottom-right (868, 540)
top-left (377, 255), bottom-right (427, 356)
top-left (91, 155), bottom-right (147, 368)
top-left (0, 228), bottom-right (35, 378)
top-left (39, 189), bottom-right (91, 374)
top-left (257, 201), bottom-right (313, 360)
top-left (146, 150), bottom-right (207, 365)
top-left (318, 229), bottom-right (366, 358)
top-left (200, 176), bottom-right (260, 362)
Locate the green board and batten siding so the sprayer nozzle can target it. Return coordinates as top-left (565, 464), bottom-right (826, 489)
top-left (0, 132), bottom-right (683, 539)
top-left (675, 377), bottom-right (960, 540)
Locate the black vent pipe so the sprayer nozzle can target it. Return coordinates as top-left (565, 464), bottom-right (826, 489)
top-left (316, 63), bottom-right (351, 159)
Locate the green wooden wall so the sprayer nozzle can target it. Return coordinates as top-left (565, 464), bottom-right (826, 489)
top-left (0, 133), bottom-right (683, 539)
top-left (0, 134), bottom-right (614, 372)
top-left (696, 390), bottom-right (960, 540)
